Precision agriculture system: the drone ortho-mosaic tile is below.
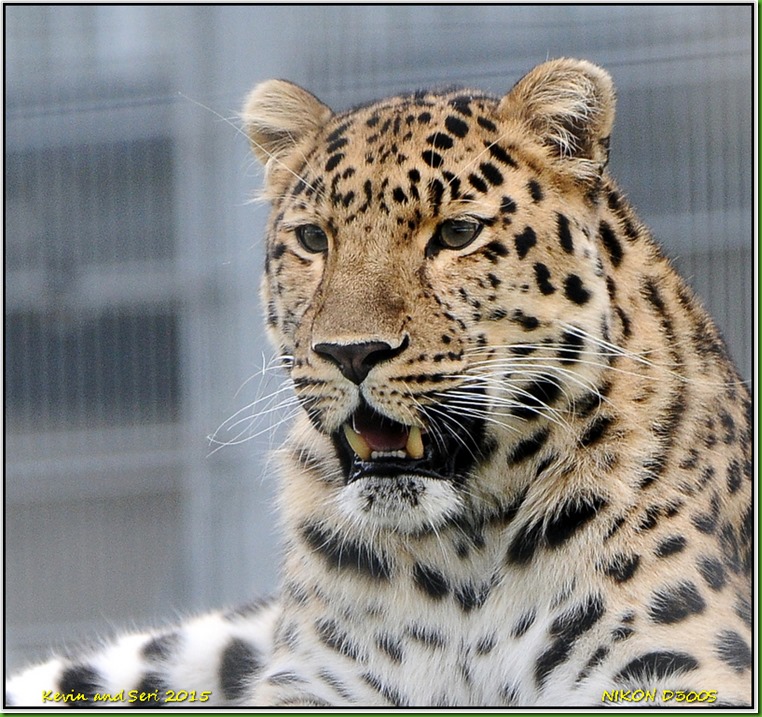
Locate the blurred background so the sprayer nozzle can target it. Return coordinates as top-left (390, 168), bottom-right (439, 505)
top-left (4, 5), bottom-right (753, 671)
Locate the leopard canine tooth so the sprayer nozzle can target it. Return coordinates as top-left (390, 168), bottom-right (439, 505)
top-left (405, 425), bottom-right (425, 460)
top-left (343, 423), bottom-right (372, 461)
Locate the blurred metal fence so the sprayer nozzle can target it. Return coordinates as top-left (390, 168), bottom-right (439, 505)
top-left (4, 5), bottom-right (753, 670)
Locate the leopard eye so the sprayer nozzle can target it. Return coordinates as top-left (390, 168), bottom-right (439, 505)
top-left (295, 224), bottom-right (329, 253)
top-left (431, 218), bottom-right (483, 253)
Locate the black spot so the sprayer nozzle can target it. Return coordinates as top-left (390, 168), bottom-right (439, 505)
top-left (483, 240), bottom-right (509, 259)
top-left (580, 415), bottom-right (613, 447)
top-left (487, 142), bottom-right (517, 167)
top-left (426, 132), bottom-right (453, 150)
top-left (601, 553), bottom-right (641, 583)
top-left (726, 460), bottom-right (742, 494)
top-left (477, 116), bottom-right (497, 132)
top-left (500, 196), bottom-right (517, 214)
top-left (421, 150), bottom-right (443, 168)
top-left (715, 630), bottom-right (751, 672)
top-left (141, 632), bottom-right (179, 661)
top-left (427, 178), bottom-right (445, 213)
top-left (564, 274), bottom-right (591, 305)
top-left (545, 494), bottom-right (606, 548)
top-left (302, 522), bottom-right (390, 580)
top-left (557, 213), bottom-right (574, 253)
top-left (508, 495), bottom-right (604, 564)
top-left (599, 220), bottom-right (623, 267)
top-left (612, 626), bottom-right (634, 641)
top-left (417, 111), bottom-right (432, 125)
top-left (445, 115), bottom-right (469, 137)
top-left (511, 609), bottom-right (536, 638)
top-left (533, 263), bottom-right (556, 295)
top-left (573, 389), bottom-right (604, 418)
top-left (507, 427), bottom-right (550, 464)
top-left (219, 638), bottom-right (261, 701)
top-left (362, 672), bottom-right (407, 707)
top-left (443, 171), bottom-right (461, 199)
top-left (654, 535), bottom-right (686, 558)
top-left (535, 454), bottom-right (556, 477)
top-left (535, 595), bottom-right (605, 687)
top-left (528, 179), bottom-right (543, 202)
top-left (719, 521), bottom-right (743, 574)
top-left (455, 581), bottom-right (490, 612)
top-left (318, 669), bottom-right (355, 702)
top-left (327, 122), bottom-right (350, 142)
top-left (413, 563), bottom-right (450, 599)
top-left (513, 227), bottom-right (537, 259)
top-left (697, 465), bottom-right (715, 489)
top-left (641, 277), bottom-right (676, 336)
top-left (719, 410), bottom-right (736, 444)
top-left (59, 665), bottom-right (102, 700)
top-left (680, 449), bottom-right (700, 470)
top-left (616, 305), bottom-right (632, 338)
top-left (468, 173), bottom-right (488, 193)
top-left (649, 581), bottom-right (706, 624)
top-left (512, 376), bottom-right (562, 421)
top-left (637, 505), bottom-right (661, 531)
top-left (558, 330), bottom-right (584, 364)
top-left (480, 162), bottom-right (504, 186)
top-left (691, 492), bottom-right (721, 534)
top-left (696, 555), bottom-right (727, 591)
top-left (392, 187), bottom-right (408, 204)
top-left (616, 651), bottom-right (699, 683)
top-left (603, 515), bottom-right (627, 540)
top-left (270, 242), bottom-right (287, 261)
top-left (315, 618), bottom-right (360, 660)
top-left (511, 309), bottom-right (539, 331)
top-left (326, 137), bottom-right (348, 154)
top-left (576, 645), bottom-right (609, 683)
top-left (267, 670), bottom-right (304, 686)
top-left (407, 624), bottom-right (446, 649)
top-left (507, 519), bottom-right (545, 565)
top-left (325, 153), bottom-right (344, 172)
top-left (734, 595), bottom-right (752, 626)
top-left (376, 633), bottom-right (403, 663)
top-left (475, 634), bottom-right (497, 654)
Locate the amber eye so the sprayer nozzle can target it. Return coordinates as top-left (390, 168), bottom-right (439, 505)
top-left (295, 224), bottom-right (329, 253)
top-left (429, 218), bottom-right (483, 255)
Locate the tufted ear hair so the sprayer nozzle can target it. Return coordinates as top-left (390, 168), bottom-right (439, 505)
top-left (242, 79), bottom-right (333, 167)
top-left (498, 59), bottom-right (615, 180)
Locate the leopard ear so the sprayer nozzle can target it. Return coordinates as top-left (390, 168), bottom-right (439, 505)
top-left (243, 80), bottom-right (333, 166)
top-left (498, 59), bottom-right (615, 180)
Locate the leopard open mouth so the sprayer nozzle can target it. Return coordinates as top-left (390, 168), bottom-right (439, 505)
top-left (333, 397), bottom-right (485, 484)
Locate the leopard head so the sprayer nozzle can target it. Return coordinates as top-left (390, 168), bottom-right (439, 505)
top-left (243, 59), bottom-right (616, 534)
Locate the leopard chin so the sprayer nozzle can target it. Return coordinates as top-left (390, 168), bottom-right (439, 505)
top-left (336, 474), bottom-right (464, 534)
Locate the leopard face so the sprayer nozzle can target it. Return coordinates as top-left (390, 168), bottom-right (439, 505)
top-left (245, 61), bottom-right (617, 533)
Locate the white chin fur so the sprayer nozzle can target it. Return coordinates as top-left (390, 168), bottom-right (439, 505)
top-left (337, 475), bottom-right (462, 534)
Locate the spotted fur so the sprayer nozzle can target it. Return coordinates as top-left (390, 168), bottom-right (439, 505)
top-left (7, 59), bottom-right (752, 707)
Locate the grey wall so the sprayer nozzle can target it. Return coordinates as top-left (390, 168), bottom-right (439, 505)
top-left (5, 5), bottom-right (753, 671)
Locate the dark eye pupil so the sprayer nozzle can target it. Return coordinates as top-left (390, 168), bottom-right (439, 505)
top-left (438, 219), bottom-right (481, 249)
top-left (296, 224), bottom-right (328, 253)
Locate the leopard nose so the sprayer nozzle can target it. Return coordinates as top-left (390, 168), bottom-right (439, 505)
top-left (313, 337), bottom-right (408, 384)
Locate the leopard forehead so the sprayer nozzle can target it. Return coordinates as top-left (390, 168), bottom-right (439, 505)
top-left (271, 91), bottom-right (569, 228)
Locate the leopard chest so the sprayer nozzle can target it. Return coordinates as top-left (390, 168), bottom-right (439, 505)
top-left (276, 533), bottom-right (621, 707)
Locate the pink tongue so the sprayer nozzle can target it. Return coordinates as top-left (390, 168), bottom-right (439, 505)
top-left (353, 406), bottom-right (409, 451)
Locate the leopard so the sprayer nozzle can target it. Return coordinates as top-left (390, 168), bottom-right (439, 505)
top-left (6, 58), bottom-right (753, 708)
